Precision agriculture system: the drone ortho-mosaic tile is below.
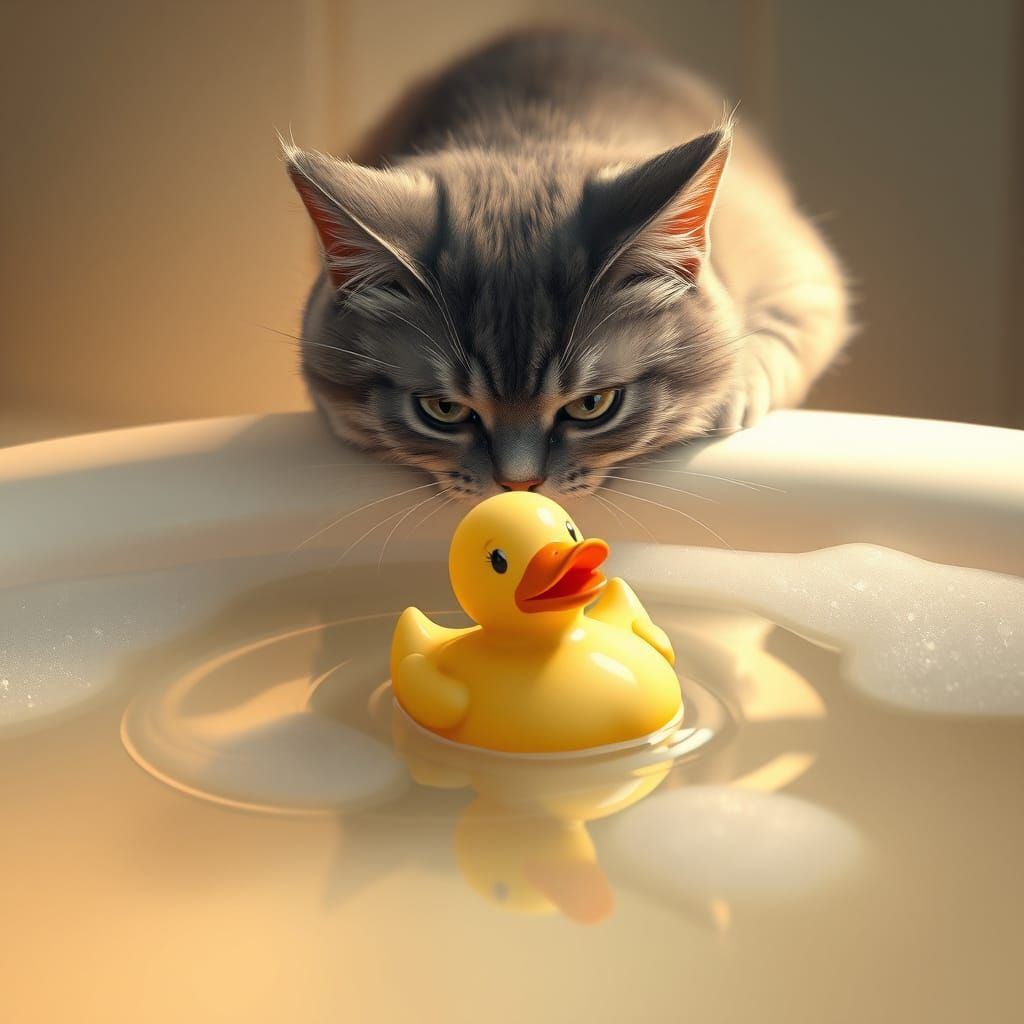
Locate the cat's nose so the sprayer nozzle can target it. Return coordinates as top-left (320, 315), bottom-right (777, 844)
top-left (496, 477), bottom-right (544, 492)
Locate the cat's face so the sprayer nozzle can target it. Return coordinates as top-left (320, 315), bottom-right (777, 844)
top-left (290, 132), bottom-right (740, 499)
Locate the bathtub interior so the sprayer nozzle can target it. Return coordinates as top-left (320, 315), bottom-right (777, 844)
top-left (1, 410), bottom-right (1022, 1023)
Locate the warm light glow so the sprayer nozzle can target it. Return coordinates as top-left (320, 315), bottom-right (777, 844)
top-left (732, 752), bottom-right (818, 793)
top-left (709, 898), bottom-right (732, 933)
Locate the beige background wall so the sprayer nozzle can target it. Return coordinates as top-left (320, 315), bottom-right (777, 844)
top-left (1, 0), bottom-right (1020, 446)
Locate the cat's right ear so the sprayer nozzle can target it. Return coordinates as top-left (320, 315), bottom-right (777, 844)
top-left (284, 144), bottom-right (437, 293)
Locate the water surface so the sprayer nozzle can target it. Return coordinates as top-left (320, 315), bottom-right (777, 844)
top-left (1, 554), bottom-right (1021, 1022)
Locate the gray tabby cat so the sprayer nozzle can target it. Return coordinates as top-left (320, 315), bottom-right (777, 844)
top-left (285, 28), bottom-right (849, 498)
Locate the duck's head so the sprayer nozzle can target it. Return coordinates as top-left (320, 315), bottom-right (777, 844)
top-left (449, 492), bottom-right (609, 633)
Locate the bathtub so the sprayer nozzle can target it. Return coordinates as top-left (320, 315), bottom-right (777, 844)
top-left (1, 410), bottom-right (1021, 1023)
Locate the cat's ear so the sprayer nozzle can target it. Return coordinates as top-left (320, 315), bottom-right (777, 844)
top-left (585, 128), bottom-right (731, 284)
top-left (284, 144), bottom-right (437, 292)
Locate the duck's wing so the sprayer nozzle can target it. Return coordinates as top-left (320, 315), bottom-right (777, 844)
top-left (588, 578), bottom-right (675, 667)
top-left (391, 607), bottom-right (471, 731)
top-left (390, 606), bottom-right (462, 664)
top-left (632, 617), bottom-right (675, 668)
top-left (394, 654), bottom-right (470, 731)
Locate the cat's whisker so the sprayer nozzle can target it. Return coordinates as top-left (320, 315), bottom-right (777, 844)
top-left (601, 473), bottom-right (717, 504)
top-left (412, 491), bottom-right (459, 530)
top-left (592, 487), bottom-right (660, 542)
top-left (252, 322), bottom-right (402, 373)
top-left (376, 487), bottom-right (450, 570)
top-left (292, 480), bottom-right (439, 553)
top-left (588, 490), bottom-right (661, 543)
top-left (626, 467), bottom-right (765, 492)
top-left (625, 464), bottom-right (785, 493)
top-left (598, 485), bottom-right (732, 549)
top-left (292, 462), bottom-right (411, 471)
top-left (252, 323), bottom-right (303, 344)
top-left (589, 490), bottom-right (625, 527)
top-left (333, 502), bottom-right (426, 566)
top-left (302, 339), bottom-right (402, 372)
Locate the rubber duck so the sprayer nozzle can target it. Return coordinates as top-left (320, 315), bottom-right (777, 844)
top-left (390, 491), bottom-right (682, 753)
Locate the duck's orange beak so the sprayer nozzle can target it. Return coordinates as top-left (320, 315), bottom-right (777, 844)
top-left (514, 538), bottom-right (609, 614)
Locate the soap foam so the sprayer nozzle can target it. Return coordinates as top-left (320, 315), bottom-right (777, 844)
top-left (615, 543), bottom-right (1024, 716)
top-left (0, 558), bottom-right (300, 732)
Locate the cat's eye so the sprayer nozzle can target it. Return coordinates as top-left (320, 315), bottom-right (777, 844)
top-left (562, 388), bottom-right (621, 423)
top-left (488, 549), bottom-right (509, 574)
top-left (417, 396), bottom-right (474, 426)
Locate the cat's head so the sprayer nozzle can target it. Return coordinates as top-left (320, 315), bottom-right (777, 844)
top-left (285, 129), bottom-right (741, 499)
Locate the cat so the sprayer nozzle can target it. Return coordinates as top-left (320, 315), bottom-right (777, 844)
top-left (284, 27), bottom-right (849, 500)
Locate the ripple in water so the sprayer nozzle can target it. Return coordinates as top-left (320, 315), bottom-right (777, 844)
top-left (120, 603), bottom-right (732, 817)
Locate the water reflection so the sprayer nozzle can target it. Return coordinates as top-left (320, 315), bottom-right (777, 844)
top-left (389, 692), bottom-right (710, 924)
top-left (602, 786), bottom-right (863, 907)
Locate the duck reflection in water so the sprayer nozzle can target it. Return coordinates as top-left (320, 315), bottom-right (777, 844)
top-left (393, 703), bottom-right (678, 925)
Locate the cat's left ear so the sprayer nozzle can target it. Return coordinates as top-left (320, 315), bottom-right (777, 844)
top-left (284, 143), bottom-right (437, 293)
top-left (584, 127), bottom-right (732, 284)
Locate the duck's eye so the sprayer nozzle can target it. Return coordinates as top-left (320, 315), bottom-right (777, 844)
top-left (417, 396), bottom-right (474, 426)
top-left (493, 881), bottom-right (510, 902)
top-left (566, 521), bottom-right (578, 541)
top-left (488, 549), bottom-right (508, 574)
top-left (562, 388), bottom-right (621, 423)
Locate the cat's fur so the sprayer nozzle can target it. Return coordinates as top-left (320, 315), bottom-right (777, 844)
top-left (285, 28), bottom-right (849, 499)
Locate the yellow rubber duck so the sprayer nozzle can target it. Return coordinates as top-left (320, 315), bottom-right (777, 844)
top-left (390, 491), bottom-right (682, 753)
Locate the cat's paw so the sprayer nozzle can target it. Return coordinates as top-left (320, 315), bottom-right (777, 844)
top-left (713, 339), bottom-right (798, 433)
top-left (713, 355), bottom-right (773, 433)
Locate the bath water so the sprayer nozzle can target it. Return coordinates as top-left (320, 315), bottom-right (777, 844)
top-left (0, 549), bottom-right (1021, 1022)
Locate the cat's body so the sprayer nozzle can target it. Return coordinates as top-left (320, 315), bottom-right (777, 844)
top-left (287, 28), bottom-right (849, 499)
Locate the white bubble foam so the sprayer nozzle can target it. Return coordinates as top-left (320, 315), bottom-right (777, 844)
top-left (0, 554), bottom-right (334, 733)
top-left (615, 543), bottom-right (1024, 716)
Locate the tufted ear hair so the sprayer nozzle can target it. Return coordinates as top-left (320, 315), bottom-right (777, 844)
top-left (284, 142), bottom-right (438, 293)
top-left (583, 127), bottom-right (732, 284)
